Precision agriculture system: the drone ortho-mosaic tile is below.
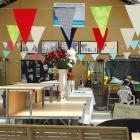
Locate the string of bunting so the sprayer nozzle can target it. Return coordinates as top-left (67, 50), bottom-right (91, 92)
top-left (1, 5), bottom-right (140, 60)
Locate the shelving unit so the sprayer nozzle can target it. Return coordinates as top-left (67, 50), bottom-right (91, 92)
top-left (21, 60), bottom-right (47, 83)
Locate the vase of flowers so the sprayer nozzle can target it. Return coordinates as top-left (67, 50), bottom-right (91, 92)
top-left (45, 49), bottom-right (77, 100)
top-left (57, 69), bottom-right (68, 99)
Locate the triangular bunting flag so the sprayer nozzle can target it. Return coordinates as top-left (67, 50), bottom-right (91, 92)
top-left (16, 42), bottom-right (21, 49)
top-left (3, 50), bottom-right (10, 58)
top-left (13, 8), bottom-right (37, 44)
top-left (77, 54), bottom-right (85, 61)
top-left (2, 42), bottom-right (8, 49)
top-left (120, 28), bottom-right (135, 49)
top-left (7, 41), bottom-right (14, 50)
top-left (91, 54), bottom-right (98, 60)
top-left (54, 8), bottom-right (76, 40)
top-left (92, 28), bottom-right (108, 52)
top-left (110, 53), bottom-right (117, 60)
top-left (91, 6), bottom-right (112, 36)
top-left (130, 40), bottom-right (139, 49)
top-left (31, 26), bottom-right (46, 46)
top-left (7, 25), bottom-right (19, 45)
top-left (33, 53), bottom-right (40, 60)
top-left (123, 52), bottom-right (130, 59)
top-left (126, 5), bottom-right (140, 36)
top-left (20, 52), bottom-right (27, 59)
top-left (61, 27), bottom-right (77, 50)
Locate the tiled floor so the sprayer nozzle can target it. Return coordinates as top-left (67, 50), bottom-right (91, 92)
top-left (91, 110), bottom-right (112, 126)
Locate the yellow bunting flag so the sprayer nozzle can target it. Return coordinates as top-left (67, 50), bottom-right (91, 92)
top-left (91, 6), bottom-right (112, 36)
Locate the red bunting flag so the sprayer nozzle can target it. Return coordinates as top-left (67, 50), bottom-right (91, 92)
top-left (7, 41), bottom-right (14, 50)
top-left (13, 8), bottom-right (37, 44)
top-left (92, 28), bottom-right (108, 52)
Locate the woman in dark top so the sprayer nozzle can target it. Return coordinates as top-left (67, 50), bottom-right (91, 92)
top-left (124, 75), bottom-right (135, 95)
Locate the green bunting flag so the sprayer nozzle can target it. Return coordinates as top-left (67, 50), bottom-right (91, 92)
top-left (7, 25), bottom-right (20, 45)
top-left (91, 6), bottom-right (112, 36)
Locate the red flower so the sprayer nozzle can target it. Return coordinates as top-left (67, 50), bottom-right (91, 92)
top-left (56, 50), bottom-right (61, 58)
top-left (56, 72), bottom-right (74, 80)
top-left (54, 52), bottom-right (59, 59)
top-left (67, 72), bottom-right (74, 80)
top-left (45, 54), bottom-right (49, 62)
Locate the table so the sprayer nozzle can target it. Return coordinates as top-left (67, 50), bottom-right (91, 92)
top-left (69, 88), bottom-right (96, 124)
top-left (17, 81), bottom-right (59, 103)
top-left (41, 80), bottom-right (60, 102)
top-left (132, 133), bottom-right (140, 140)
top-left (0, 81), bottom-right (59, 123)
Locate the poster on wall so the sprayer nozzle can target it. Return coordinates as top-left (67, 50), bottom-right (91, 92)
top-left (101, 41), bottom-right (118, 54)
top-left (41, 41), bottom-right (59, 54)
top-left (80, 41), bottom-right (98, 54)
top-left (53, 3), bottom-right (85, 27)
top-left (21, 41), bottom-right (38, 54)
top-left (60, 41), bottom-right (79, 53)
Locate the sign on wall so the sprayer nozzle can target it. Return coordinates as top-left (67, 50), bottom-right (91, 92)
top-left (53, 3), bottom-right (85, 27)
top-left (21, 41), bottom-right (38, 54)
top-left (41, 41), bottom-right (59, 54)
top-left (101, 41), bottom-right (118, 54)
top-left (80, 41), bottom-right (98, 54)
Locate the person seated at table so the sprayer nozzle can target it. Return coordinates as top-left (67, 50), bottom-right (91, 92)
top-left (120, 79), bottom-right (131, 92)
top-left (119, 79), bottom-right (135, 104)
top-left (124, 75), bottom-right (135, 95)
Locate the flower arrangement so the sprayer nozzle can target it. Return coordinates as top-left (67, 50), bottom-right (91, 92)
top-left (45, 49), bottom-right (77, 70)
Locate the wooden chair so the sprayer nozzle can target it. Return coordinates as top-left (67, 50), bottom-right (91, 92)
top-left (0, 124), bottom-right (129, 140)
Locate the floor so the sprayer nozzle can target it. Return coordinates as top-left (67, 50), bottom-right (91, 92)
top-left (10, 101), bottom-right (85, 117)
top-left (0, 97), bottom-right (112, 125)
top-left (91, 110), bottom-right (111, 126)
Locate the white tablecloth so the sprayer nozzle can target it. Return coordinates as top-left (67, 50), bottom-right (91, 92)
top-left (69, 88), bottom-right (96, 124)
top-left (40, 80), bottom-right (59, 84)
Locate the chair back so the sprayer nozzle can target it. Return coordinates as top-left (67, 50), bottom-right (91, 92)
top-left (117, 89), bottom-right (132, 103)
top-left (0, 124), bottom-right (129, 140)
top-left (109, 84), bottom-right (121, 93)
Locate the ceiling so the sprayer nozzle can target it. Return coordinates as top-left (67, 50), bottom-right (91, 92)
top-left (0, 0), bottom-right (16, 8)
top-left (0, 0), bottom-right (139, 8)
